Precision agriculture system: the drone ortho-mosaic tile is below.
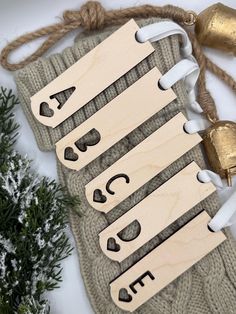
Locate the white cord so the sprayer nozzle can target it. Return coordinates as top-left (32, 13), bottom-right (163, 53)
top-left (208, 191), bottom-right (236, 232)
top-left (188, 98), bottom-right (203, 114)
top-left (197, 170), bottom-right (236, 232)
top-left (136, 21), bottom-right (192, 57)
top-left (198, 170), bottom-right (236, 232)
top-left (197, 170), bottom-right (223, 189)
top-left (137, 20), bottom-right (201, 121)
top-left (159, 57), bottom-right (199, 91)
top-left (158, 57), bottom-right (202, 127)
top-left (184, 119), bottom-right (210, 134)
top-left (138, 21), bottom-right (236, 232)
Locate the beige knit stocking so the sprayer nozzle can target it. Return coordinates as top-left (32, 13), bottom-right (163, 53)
top-left (16, 18), bottom-right (236, 314)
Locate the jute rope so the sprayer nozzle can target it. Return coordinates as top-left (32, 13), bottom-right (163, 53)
top-left (1, 1), bottom-right (236, 122)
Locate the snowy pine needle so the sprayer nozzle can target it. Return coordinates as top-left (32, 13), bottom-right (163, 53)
top-left (0, 87), bottom-right (79, 313)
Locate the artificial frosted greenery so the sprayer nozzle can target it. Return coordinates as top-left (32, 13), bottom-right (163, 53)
top-left (0, 88), bottom-right (79, 314)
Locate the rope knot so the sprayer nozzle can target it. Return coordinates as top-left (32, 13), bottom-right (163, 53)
top-left (64, 1), bottom-right (106, 31)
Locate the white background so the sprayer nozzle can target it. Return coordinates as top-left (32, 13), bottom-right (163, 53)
top-left (1, 1), bottom-right (236, 313)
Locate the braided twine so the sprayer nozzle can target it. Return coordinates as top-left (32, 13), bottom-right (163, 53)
top-left (1, 1), bottom-right (236, 122)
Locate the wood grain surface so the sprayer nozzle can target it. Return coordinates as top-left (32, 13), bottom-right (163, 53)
top-left (30, 19), bottom-right (154, 127)
top-left (110, 211), bottom-right (226, 312)
top-left (99, 162), bottom-right (216, 262)
top-left (86, 113), bottom-right (201, 213)
top-left (56, 67), bottom-right (176, 171)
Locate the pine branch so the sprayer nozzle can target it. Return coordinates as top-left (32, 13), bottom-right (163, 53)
top-left (0, 87), bottom-right (19, 159)
top-left (0, 87), bottom-right (80, 313)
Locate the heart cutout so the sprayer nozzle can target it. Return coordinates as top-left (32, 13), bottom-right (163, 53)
top-left (119, 288), bottom-right (132, 303)
top-left (64, 147), bottom-right (78, 161)
top-left (39, 102), bottom-right (54, 117)
top-left (107, 237), bottom-right (120, 252)
top-left (93, 189), bottom-right (107, 203)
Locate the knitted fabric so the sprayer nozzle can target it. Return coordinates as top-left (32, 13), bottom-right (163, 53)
top-left (16, 18), bottom-right (236, 314)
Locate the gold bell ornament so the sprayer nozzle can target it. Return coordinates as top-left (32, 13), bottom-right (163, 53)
top-left (190, 3), bottom-right (236, 186)
top-left (203, 121), bottom-right (236, 186)
top-left (195, 3), bottom-right (236, 54)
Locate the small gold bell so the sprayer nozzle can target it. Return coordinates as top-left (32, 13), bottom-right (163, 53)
top-left (203, 121), bottom-right (236, 186)
top-left (195, 3), bottom-right (236, 54)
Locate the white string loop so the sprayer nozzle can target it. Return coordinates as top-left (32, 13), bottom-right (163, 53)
top-left (138, 21), bottom-right (236, 233)
top-left (188, 98), bottom-right (203, 114)
top-left (159, 58), bottom-right (199, 91)
top-left (184, 119), bottom-right (210, 134)
top-left (197, 170), bottom-right (223, 189)
top-left (136, 21), bottom-right (192, 57)
top-left (197, 170), bottom-right (236, 232)
top-left (138, 21), bottom-right (200, 119)
top-left (208, 191), bottom-right (236, 232)
top-left (158, 56), bottom-right (201, 125)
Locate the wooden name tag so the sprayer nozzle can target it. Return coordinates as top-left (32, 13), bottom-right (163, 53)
top-left (99, 162), bottom-right (216, 262)
top-left (30, 19), bottom-right (154, 128)
top-left (110, 211), bottom-right (226, 312)
top-left (56, 67), bottom-right (176, 171)
top-left (85, 113), bottom-right (201, 213)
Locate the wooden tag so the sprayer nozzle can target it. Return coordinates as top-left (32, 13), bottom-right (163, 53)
top-left (85, 113), bottom-right (202, 213)
top-left (56, 67), bottom-right (176, 171)
top-left (110, 211), bottom-right (226, 312)
top-left (30, 19), bottom-right (154, 128)
top-left (99, 162), bottom-right (216, 262)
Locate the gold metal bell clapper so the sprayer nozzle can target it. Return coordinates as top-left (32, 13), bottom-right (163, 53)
top-left (203, 121), bottom-right (236, 186)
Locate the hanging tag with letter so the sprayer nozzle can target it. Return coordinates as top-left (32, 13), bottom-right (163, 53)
top-left (85, 113), bottom-right (201, 213)
top-left (30, 19), bottom-right (154, 127)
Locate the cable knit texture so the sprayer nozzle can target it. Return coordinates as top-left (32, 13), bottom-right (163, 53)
top-left (16, 18), bottom-right (236, 314)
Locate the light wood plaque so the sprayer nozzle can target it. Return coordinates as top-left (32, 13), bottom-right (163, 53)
top-left (85, 113), bottom-right (202, 213)
top-left (110, 211), bottom-right (226, 312)
top-left (99, 162), bottom-right (216, 262)
top-left (30, 19), bottom-right (154, 128)
top-left (56, 67), bottom-right (176, 171)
